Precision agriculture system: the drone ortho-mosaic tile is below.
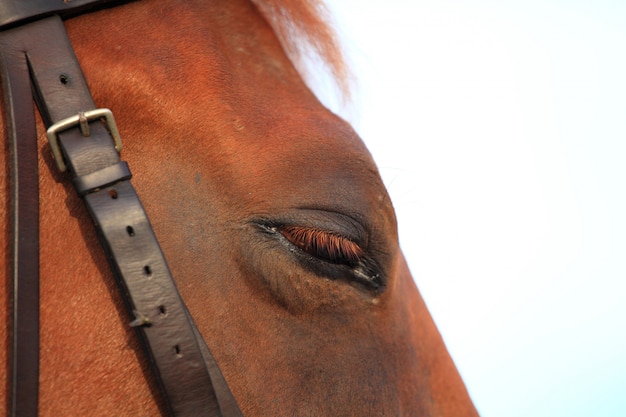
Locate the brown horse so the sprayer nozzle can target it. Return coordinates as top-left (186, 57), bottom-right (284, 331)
top-left (0, 0), bottom-right (478, 415)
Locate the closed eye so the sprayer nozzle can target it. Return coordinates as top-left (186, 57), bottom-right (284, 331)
top-left (253, 214), bottom-right (385, 291)
top-left (279, 225), bottom-right (364, 266)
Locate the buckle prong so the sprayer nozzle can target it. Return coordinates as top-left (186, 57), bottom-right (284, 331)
top-left (46, 108), bottom-right (122, 172)
top-left (78, 111), bottom-right (90, 137)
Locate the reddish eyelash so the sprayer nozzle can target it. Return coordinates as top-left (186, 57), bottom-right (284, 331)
top-left (279, 226), bottom-right (364, 264)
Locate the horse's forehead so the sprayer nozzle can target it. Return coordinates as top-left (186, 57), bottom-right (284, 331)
top-left (67, 0), bottom-right (308, 103)
top-left (68, 3), bottom-right (392, 222)
top-left (68, 1), bottom-right (358, 154)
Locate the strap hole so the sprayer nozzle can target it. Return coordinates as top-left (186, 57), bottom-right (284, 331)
top-left (173, 345), bottom-right (182, 358)
top-left (59, 74), bottom-right (69, 84)
top-left (143, 265), bottom-right (152, 276)
top-left (126, 226), bottom-right (135, 236)
top-left (158, 305), bottom-right (167, 317)
top-left (109, 189), bottom-right (118, 199)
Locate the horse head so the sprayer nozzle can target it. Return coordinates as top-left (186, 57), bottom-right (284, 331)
top-left (0, 0), bottom-right (478, 415)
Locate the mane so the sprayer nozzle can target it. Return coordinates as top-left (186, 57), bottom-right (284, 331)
top-left (250, 0), bottom-right (350, 102)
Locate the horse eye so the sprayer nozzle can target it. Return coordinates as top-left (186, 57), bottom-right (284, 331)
top-left (279, 225), bottom-right (364, 266)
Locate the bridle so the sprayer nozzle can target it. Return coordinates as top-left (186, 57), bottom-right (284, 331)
top-left (1, 2), bottom-right (242, 416)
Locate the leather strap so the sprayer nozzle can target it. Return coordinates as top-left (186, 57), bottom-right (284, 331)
top-left (1, 15), bottom-right (242, 417)
top-left (0, 25), bottom-right (40, 417)
top-left (0, 0), bottom-right (123, 30)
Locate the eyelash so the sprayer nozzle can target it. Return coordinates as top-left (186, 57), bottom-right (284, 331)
top-left (278, 225), bottom-right (364, 266)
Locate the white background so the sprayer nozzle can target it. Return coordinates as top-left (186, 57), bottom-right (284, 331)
top-left (315, 1), bottom-right (626, 416)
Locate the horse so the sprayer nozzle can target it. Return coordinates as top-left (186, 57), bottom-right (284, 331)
top-left (0, 0), bottom-right (479, 415)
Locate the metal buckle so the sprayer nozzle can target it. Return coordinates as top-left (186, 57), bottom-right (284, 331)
top-left (46, 108), bottom-right (122, 172)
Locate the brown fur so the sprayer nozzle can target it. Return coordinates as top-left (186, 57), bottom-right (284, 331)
top-left (250, 0), bottom-right (350, 98)
top-left (0, 0), bottom-right (478, 415)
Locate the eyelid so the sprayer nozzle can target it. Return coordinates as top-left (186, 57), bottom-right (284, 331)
top-left (279, 225), bottom-right (364, 265)
top-left (250, 217), bottom-right (385, 291)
